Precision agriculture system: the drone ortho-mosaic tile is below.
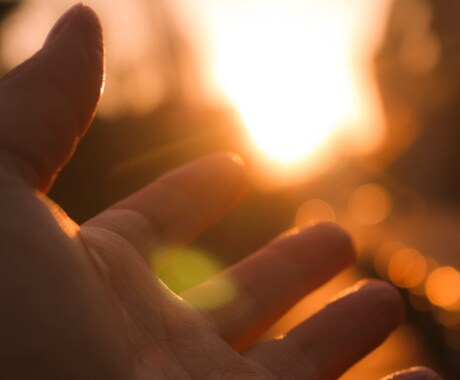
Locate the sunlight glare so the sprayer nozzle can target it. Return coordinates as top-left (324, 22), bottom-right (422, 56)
top-left (192, 0), bottom-right (391, 169)
top-left (213, 4), bottom-right (350, 163)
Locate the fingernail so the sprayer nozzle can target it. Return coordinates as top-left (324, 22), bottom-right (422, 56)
top-left (44, 3), bottom-right (84, 46)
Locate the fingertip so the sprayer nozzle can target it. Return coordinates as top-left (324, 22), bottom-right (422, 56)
top-left (221, 151), bottom-right (248, 182)
top-left (354, 279), bottom-right (405, 330)
top-left (44, 2), bottom-right (104, 126)
top-left (44, 3), bottom-right (102, 47)
top-left (309, 222), bottom-right (356, 263)
top-left (384, 366), bottom-right (442, 380)
top-left (41, 2), bottom-right (104, 114)
top-left (74, 4), bottom-right (104, 39)
top-left (131, 152), bottom-right (249, 244)
top-left (282, 222), bottom-right (356, 270)
top-left (197, 152), bottom-right (249, 198)
top-left (212, 151), bottom-right (247, 176)
top-left (224, 152), bottom-right (246, 168)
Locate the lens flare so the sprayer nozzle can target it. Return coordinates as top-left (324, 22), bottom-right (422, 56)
top-left (348, 183), bottom-right (392, 226)
top-left (426, 267), bottom-right (460, 308)
top-left (388, 248), bottom-right (427, 288)
top-left (295, 199), bottom-right (336, 227)
top-left (151, 246), bottom-right (224, 293)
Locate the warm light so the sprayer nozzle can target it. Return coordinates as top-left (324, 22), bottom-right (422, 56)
top-left (348, 183), bottom-right (392, 225)
top-left (426, 267), bottom-right (460, 308)
top-left (212, 7), bottom-right (351, 164)
top-left (1, 0), bottom-right (190, 117)
top-left (4, 0), bottom-right (390, 162)
top-left (193, 0), bottom-right (390, 169)
top-left (374, 241), bottom-right (406, 280)
top-left (396, 0), bottom-right (441, 75)
top-left (40, 194), bottom-right (80, 238)
top-left (388, 248), bottom-right (427, 288)
top-left (295, 199), bottom-right (336, 227)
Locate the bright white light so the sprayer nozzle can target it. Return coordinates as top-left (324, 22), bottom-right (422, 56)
top-left (213, 4), bottom-right (351, 162)
top-left (190, 0), bottom-right (391, 168)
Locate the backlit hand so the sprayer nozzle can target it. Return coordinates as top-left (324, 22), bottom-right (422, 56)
top-left (0, 4), bottom-right (441, 380)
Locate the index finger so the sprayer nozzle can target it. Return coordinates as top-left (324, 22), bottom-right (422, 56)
top-left (84, 153), bottom-right (248, 255)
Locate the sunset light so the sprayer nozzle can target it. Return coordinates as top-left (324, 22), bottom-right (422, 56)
top-left (1, 1), bottom-right (459, 378)
top-left (2, 0), bottom-right (391, 172)
top-left (214, 12), bottom-right (351, 163)
top-left (192, 0), bottom-right (391, 168)
top-left (211, 6), bottom-right (351, 163)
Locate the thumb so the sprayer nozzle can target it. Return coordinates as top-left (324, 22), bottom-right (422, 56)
top-left (0, 4), bottom-right (104, 191)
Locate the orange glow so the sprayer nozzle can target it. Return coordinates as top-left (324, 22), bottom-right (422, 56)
top-left (426, 267), bottom-right (460, 308)
top-left (388, 248), bottom-right (427, 288)
top-left (374, 241), bottom-right (406, 280)
top-left (211, 8), bottom-right (351, 164)
top-left (4, 0), bottom-right (390, 161)
top-left (39, 194), bottom-right (80, 238)
top-left (409, 256), bottom-right (439, 296)
top-left (295, 199), bottom-right (336, 227)
top-left (348, 183), bottom-right (392, 226)
top-left (193, 0), bottom-right (391, 169)
top-left (396, 0), bottom-right (441, 75)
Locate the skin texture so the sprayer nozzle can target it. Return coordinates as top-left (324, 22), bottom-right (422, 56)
top-left (0, 4), bottom-right (442, 380)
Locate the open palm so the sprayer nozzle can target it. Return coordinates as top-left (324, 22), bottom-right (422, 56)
top-left (0, 5), bottom-right (439, 380)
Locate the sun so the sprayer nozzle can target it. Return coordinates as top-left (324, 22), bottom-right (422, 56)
top-left (212, 4), bottom-right (353, 164)
top-left (190, 0), bottom-right (389, 173)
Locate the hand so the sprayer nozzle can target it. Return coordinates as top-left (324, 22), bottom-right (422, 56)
top-left (0, 4), bottom-right (441, 380)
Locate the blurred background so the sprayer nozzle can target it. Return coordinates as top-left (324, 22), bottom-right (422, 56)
top-left (1, 0), bottom-right (460, 378)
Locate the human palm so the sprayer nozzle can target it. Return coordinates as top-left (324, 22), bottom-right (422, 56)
top-left (0, 5), bottom-right (439, 380)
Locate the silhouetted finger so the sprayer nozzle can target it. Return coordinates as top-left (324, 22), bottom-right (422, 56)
top-left (0, 4), bottom-right (103, 191)
top-left (84, 153), bottom-right (247, 255)
top-left (245, 281), bottom-right (404, 380)
top-left (182, 223), bottom-right (355, 349)
top-left (383, 367), bottom-right (443, 380)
